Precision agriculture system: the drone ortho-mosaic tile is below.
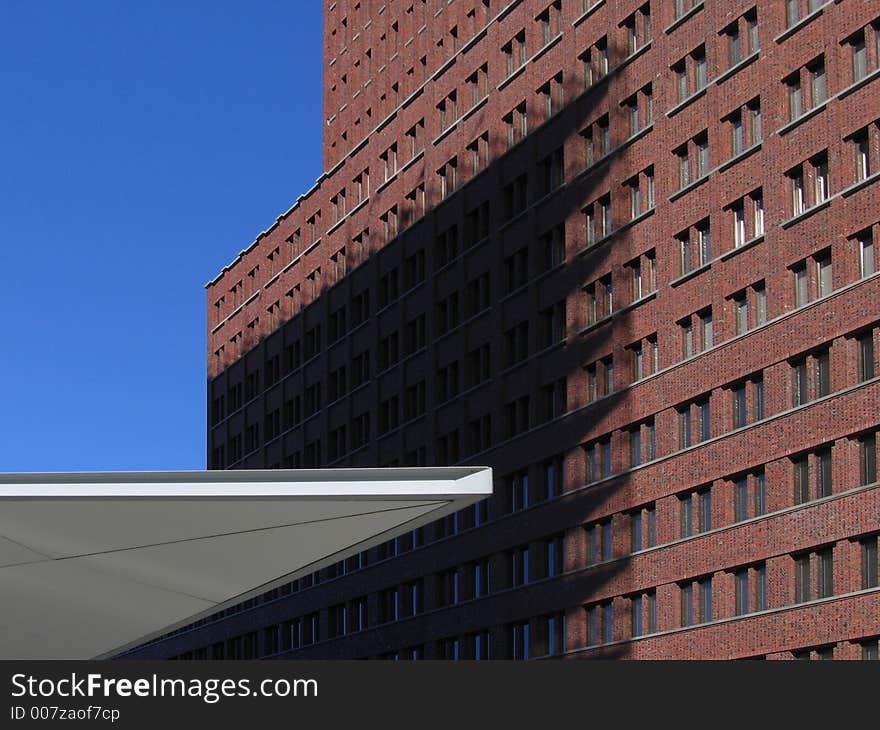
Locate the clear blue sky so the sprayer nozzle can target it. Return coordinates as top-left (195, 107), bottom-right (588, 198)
top-left (0, 2), bottom-right (323, 471)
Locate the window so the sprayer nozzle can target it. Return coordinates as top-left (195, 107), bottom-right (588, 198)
top-left (537, 0), bottom-right (562, 46)
top-left (509, 621), bottom-right (530, 660)
top-left (540, 377), bottom-right (567, 422)
top-left (808, 57), bottom-right (826, 107)
top-left (734, 468), bottom-right (766, 522)
top-left (538, 147), bottom-right (565, 195)
top-left (504, 321), bottom-right (529, 367)
top-left (508, 545), bottom-right (530, 587)
top-left (501, 174), bottom-right (528, 220)
top-left (436, 429), bottom-right (458, 465)
top-left (583, 194), bottom-right (612, 245)
top-left (538, 301), bottom-right (566, 348)
top-left (463, 343), bottom-right (490, 388)
top-left (380, 143), bottom-right (398, 182)
top-left (541, 455), bottom-right (565, 501)
top-left (503, 101), bottom-right (528, 148)
top-left (584, 438), bottom-right (613, 482)
top-left (852, 128), bottom-right (871, 182)
top-left (787, 72), bottom-right (803, 121)
top-left (585, 601), bottom-right (613, 646)
top-left (630, 503), bottom-right (656, 552)
top-left (673, 59), bottom-right (687, 104)
top-left (539, 225), bottom-right (565, 272)
top-left (404, 314), bottom-right (426, 354)
top-left (466, 132), bottom-right (490, 177)
top-left (729, 189), bottom-right (764, 247)
top-left (858, 330), bottom-right (876, 381)
top-left (857, 430), bottom-right (879, 489)
top-left (850, 30), bottom-right (868, 82)
top-left (680, 576), bottom-right (713, 626)
top-left (674, 0), bottom-right (698, 20)
top-left (502, 30), bottom-right (527, 77)
top-left (506, 470), bottom-right (530, 513)
top-left (585, 357), bottom-right (612, 402)
top-left (630, 590), bottom-right (656, 637)
top-left (585, 274), bottom-right (613, 325)
top-left (793, 165), bottom-right (812, 221)
top-left (813, 152), bottom-right (829, 205)
top-left (627, 249), bottom-right (656, 301)
top-left (579, 36), bottom-right (608, 89)
top-left (678, 310), bottom-right (712, 357)
top-left (585, 520), bottom-right (613, 565)
top-left (862, 534), bottom-right (879, 589)
top-left (466, 63), bottom-right (489, 107)
top-left (536, 613), bottom-right (565, 656)
top-left (856, 231), bottom-right (877, 278)
top-left (680, 486), bottom-right (711, 536)
top-left (437, 157), bottom-right (458, 199)
top-left (538, 71), bottom-right (564, 119)
top-left (625, 167), bottom-right (654, 218)
top-left (793, 447), bottom-right (832, 504)
top-left (629, 333), bottom-right (658, 381)
top-left (504, 395), bottom-right (530, 437)
top-left (622, 3), bottom-right (651, 55)
top-left (785, 0), bottom-right (800, 27)
top-left (734, 562), bottom-right (767, 615)
top-left (437, 90), bottom-right (457, 132)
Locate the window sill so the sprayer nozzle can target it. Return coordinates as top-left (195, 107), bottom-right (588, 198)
top-left (668, 173), bottom-right (710, 202)
top-left (780, 198), bottom-right (831, 229)
top-left (497, 63), bottom-right (526, 91)
top-left (533, 33), bottom-right (563, 64)
top-left (572, 0), bottom-right (605, 26)
top-left (664, 1), bottom-right (704, 34)
top-left (399, 149), bottom-right (425, 175)
top-left (461, 95), bottom-right (488, 123)
top-left (565, 586), bottom-right (880, 659)
top-left (578, 313), bottom-right (614, 337)
top-left (665, 86), bottom-right (707, 118)
top-left (577, 229), bottom-right (617, 258)
top-left (720, 233), bottom-right (764, 261)
top-left (498, 340), bottom-right (566, 379)
top-left (838, 66), bottom-right (880, 100)
top-left (777, 100), bottom-right (827, 136)
top-left (374, 173), bottom-right (398, 195)
top-left (617, 289), bottom-right (657, 316)
top-left (773, 1), bottom-right (832, 43)
top-left (434, 307), bottom-right (492, 346)
top-left (670, 262), bottom-right (710, 288)
top-left (717, 142), bottom-right (761, 173)
top-left (575, 124), bottom-right (653, 182)
top-left (841, 170), bottom-right (880, 198)
top-left (713, 51), bottom-right (759, 86)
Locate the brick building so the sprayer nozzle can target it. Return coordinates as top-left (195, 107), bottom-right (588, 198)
top-left (124, 0), bottom-right (880, 660)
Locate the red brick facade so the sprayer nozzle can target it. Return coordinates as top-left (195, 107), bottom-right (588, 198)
top-left (128, 0), bottom-right (880, 660)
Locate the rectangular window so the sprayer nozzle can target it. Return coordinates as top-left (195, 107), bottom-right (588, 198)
top-left (859, 331), bottom-right (876, 381)
top-left (859, 233), bottom-right (876, 278)
top-left (863, 535), bottom-right (879, 589)
top-left (795, 553), bottom-right (811, 603)
top-left (816, 251), bottom-right (832, 296)
top-left (861, 434), bottom-right (877, 485)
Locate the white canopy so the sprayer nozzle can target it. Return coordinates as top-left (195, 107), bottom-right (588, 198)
top-left (0, 467), bottom-right (491, 659)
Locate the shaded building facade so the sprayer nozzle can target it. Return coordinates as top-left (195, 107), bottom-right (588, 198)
top-left (125, 0), bottom-right (880, 660)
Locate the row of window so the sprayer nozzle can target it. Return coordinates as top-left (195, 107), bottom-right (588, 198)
top-left (217, 169), bottom-right (878, 434)
top-left (167, 532), bottom-right (879, 659)
top-left (213, 4), bottom-right (880, 381)
top-left (212, 308), bottom-right (877, 472)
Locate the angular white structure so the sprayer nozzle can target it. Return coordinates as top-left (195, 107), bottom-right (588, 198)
top-left (0, 467), bottom-right (491, 660)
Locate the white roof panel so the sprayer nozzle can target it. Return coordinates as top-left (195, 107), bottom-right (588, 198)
top-left (0, 467), bottom-right (491, 659)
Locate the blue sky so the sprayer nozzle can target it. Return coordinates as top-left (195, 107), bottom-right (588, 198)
top-left (0, 2), bottom-right (323, 471)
